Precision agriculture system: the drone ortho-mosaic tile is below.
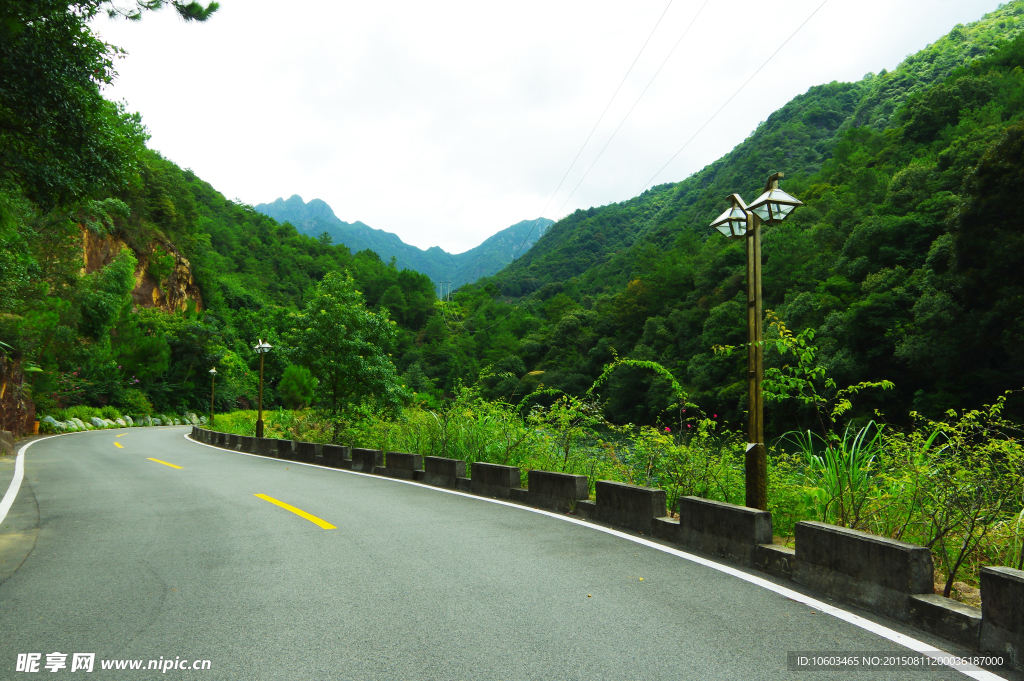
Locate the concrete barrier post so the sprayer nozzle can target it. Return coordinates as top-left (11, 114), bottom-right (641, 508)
top-left (376, 452), bottom-right (423, 479)
top-left (351, 448), bottom-right (383, 472)
top-left (422, 457), bottom-right (466, 488)
top-left (980, 566), bottom-right (1024, 670)
top-left (294, 441), bottom-right (318, 463)
top-left (595, 480), bottom-right (666, 534)
top-left (793, 521), bottom-right (933, 620)
top-left (470, 462), bottom-right (521, 499)
top-left (227, 434), bottom-right (240, 450)
top-left (277, 440), bottom-right (296, 460)
top-left (256, 438), bottom-right (277, 458)
top-left (678, 496), bottom-right (772, 566)
top-left (526, 470), bottom-right (589, 512)
top-left (238, 436), bottom-right (256, 454)
top-left (321, 445), bottom-right (350, 468)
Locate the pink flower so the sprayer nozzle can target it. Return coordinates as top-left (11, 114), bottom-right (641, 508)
top-left (664, 427), bottom-right (671, 433)
top-left (713, 414), bottom-right (717, 418)
top-left (687, 424), bottom-right (692, 429)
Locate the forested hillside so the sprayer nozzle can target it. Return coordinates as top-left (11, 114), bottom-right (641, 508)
top-left (5, 0), bottom-right (1024, 438)
top-left (428, 2), bottom-right (1024, 430)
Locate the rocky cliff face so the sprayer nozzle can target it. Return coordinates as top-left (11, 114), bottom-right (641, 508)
top-left (80, 227), bottom-right (203, 313)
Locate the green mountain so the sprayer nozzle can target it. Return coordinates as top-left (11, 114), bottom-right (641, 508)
top-left (425, 1), bottom-right (1024, 427)
top-left (254, 195), bottom-right (552, 289)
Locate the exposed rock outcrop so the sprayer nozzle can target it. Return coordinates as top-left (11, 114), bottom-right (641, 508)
top-left (80, 227), bottom-right (203, 313)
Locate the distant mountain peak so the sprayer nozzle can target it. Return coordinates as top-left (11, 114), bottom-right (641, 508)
top-left (253, 196), bottom-right (552, 288)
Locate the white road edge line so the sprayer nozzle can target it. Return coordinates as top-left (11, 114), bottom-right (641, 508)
top-left (0, 435), bottom-right (59, 526)
top-left (182, 433), bottom-right (1006, 680)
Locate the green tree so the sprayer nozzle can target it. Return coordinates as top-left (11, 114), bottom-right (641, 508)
top-left (289, 271), bottom-right (406, 415)
top-left (278, 364), bottom-right (316, 409)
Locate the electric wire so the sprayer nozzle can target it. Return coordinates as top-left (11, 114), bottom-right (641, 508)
top-left (451, 0), bottom-right (677, 305)
top-left (445, 0), bottom-right (715, 334)
top-left (444, 0), bottom-right (827, 338)
top-left (639, 0), bottom-right (829, 192)
top-left (553, 0), bottom-right (712, 217)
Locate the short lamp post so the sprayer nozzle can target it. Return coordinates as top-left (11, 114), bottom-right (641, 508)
top-left (208, 367), bottom-right (217, 427)
top-left (253, 339), bottom-right (273, 438)
top-left (709, 171), bottom-right (802, 510)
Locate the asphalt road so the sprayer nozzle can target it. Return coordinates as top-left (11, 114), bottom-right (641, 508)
top-left (0, 427), bottom-right (1016, 680)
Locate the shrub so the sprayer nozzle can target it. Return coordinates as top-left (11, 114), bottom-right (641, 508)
top-left (115, 388), bottom-right (153, 417)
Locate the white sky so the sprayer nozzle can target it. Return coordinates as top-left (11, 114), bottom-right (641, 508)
top-left (93, 0), bottom-right (1003, 253)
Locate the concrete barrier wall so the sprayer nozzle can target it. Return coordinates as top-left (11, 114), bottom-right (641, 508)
top-left (183, 428), bottom-right (1022, 662)
top-left (794, 520), bottom-right (933, 620)
top-left (595, 480), bottom-right (666, 535)
top-left (422, 456), bottom-right (465, 488)
top-left (227, 434), bottom-right (239, 450)
top-left (677, 496), bottom-right (772, 566)
top-left (980, 566), bottom-right (1024, 669)
top-left (470, 462), bottom-right (521, 499)
top-left (351, 448), bottom-right (383, 472)
top-left (526, 470), bottom-right (588, 512)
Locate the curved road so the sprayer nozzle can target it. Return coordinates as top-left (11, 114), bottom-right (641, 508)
top-left (0, 427), bottom-right (1014, 680)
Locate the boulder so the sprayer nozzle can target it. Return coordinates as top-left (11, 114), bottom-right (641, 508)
top-left (41, 415), bottom-right (60, 429)
top-left (124, 415), bottom-right (134, 427)
top-left (71, 418), bottom-right (87, 430)
top-left (103, 419), bottom-right (116, 428)
top-left (115, 418), bottom-right (127, 427)
top-left (142, 415), bottom-right (153, 427)
top-left (90, 417), bottom-right (106, 429)
top-left (63, 421), bottom-right (78, 432)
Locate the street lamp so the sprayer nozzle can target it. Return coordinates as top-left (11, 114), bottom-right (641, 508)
top-left (208, 367), bottom-right (217, 427)
top-left (709, 171), bottom-right (802, 510)
top-left (253, 339), bottom-right (273, 438)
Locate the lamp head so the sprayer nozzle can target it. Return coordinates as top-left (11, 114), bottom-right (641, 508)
top-left (209, 367), bottom-right (217, 375)
top-left (709, 194), bottom-right (749, 239)
top-left (747, 172), bottom-right (802, 225)
top-left (253, 339), bottom-right (273, 354)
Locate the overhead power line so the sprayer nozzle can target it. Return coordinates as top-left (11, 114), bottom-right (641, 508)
top-left (639, 0), bottom-right (830, 192)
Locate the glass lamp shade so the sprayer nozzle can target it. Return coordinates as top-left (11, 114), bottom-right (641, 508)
top-left (747, 188), bottom-right (803, 225)
top-left (209, 367), bottom-right (217, 374)
top-left (710, 205), bottom-right (749, 239)
top-left (253, 340), bottom-right (273, 354)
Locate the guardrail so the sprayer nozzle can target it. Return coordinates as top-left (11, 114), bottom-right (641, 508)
top-left (188, 425), bottom-right (1023, 669)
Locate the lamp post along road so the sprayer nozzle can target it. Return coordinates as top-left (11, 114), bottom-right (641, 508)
top-left (208, 367), bottom-right (217, 427)
top-left (709, 172), bottom-right (802, 510)
top-left (253, 339), bottom-right (272, 438)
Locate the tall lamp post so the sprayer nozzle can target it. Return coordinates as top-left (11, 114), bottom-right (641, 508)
top-left (709, 171), bottom-right (802, 510)
top-left (208, 367), bottom-right (217, 427)
top-left (253, 339), bottom-right (273, 438)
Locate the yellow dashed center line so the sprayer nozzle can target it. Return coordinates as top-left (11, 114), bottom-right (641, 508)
top-left (147, 458), bottom-right (183, 469)
top-left (113, 442), bottom-right (123, 449)
top-left (116, 433), bottom-right (127, 437)
top-left (254, 494), bottom-right (336, 529)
